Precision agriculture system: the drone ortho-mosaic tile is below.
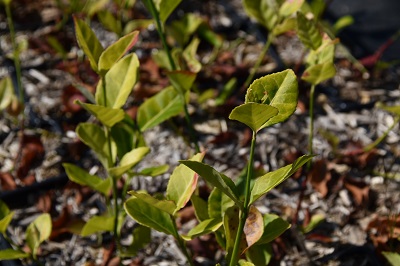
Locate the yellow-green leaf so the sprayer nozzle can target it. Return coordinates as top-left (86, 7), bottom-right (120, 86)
top-left (0, 249), bottom-right (29, 260)
top-left (182, 218), bottom-right (223, 240)
top-left (26, 214), bottom-right (52, 258)
top-left (127, 191), bottom-right (176, 215)
top-left (108, 147), bottom-right (150, 177)
top-left (0, 77), bottom-right (14, 110)
top-left (296, 12), bottom-right (322, 50)
top-left (81, 215), bottom-right (115, 236)
top-left (301, 62), bottom-right (336, 85)
top-left (229, 103), bottom-right (278, 132)
top-left (76, 101), bottom-right (125, 127)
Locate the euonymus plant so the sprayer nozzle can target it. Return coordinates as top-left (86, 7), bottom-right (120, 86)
top-left (125, 69), bottom-right (313, 265)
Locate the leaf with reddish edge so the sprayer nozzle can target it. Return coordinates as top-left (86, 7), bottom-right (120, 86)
top-left (166, 152), bottom-right (205, 214)
top-left (98, 31), bottom-right (139, 75)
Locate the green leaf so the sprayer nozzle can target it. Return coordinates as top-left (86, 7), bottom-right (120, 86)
top-left (73, 16), bottom-right (104, 72)
top-left (238, 260), bottom-right (255, 266)
top-left (257, 214), bottom-right (290, 244)
top-left (73, 82), bottom-right (96, 104)
top-left (382, 252), bottom-right (400, 266)
top-left (124, 196), bottom-right (175, 235)
top-left (250, 155), bottom-right (314, 205)
top-left (243, 0), bottom-right (279, 30)
top-left (121, 225), bottom-right (151, 257)
top-left (98, 31), bottom-right (139, 75)
top-left (81, 215), bottom-right (114, 236)
top-left (127, 191), bottom-right (176, 215)
top-left (139, 165), bottom-right (170, 176)
top-left (208, 188), bottom-right (235, 219)
top-left (246, 243), bottom-right (272, 265)
top-left (167, 153), bottom-right (205, 213)
top-left (272, 17), bottom-right (297, 36)
top-left (167, 13), bottom-right (203, 46)
top-left (301, 62), bottom-right (336, 85)
top-left (159, 0), bottom-right (183, 23)
top-left (305, 35), bottom-right (337, 65)
top-left (179, 161), bottom-right (242, 208)
top-left (245, 69), bottom-right (299, 128)
top-left (137, 86), bottom-right (185, 131)
top-left (96, 53), bottom-right (140, 108)
top-left (183, 38), bottom-right (202, 73)
top-left (108, 147), bottom-right (150, 177)
top-left (63, 163), bottom-right (111, 196)
top-left (76, 123), bottom-right (116, 168)
top-left (301, 213), bottom-right (325, 234)
top-left (166, 70), bottom-right (197, 95)
top-left (97, 10), bottom-right (122, 36)
top-left (191, 194), bottom-right (209, 221)
top-left (0, 77), bottom-right (14, 110)
top-left (376, 102), bottom-right (400, 116)
top-left (296, 12), bottom-right (322, 50)
top-left (0, 249), bottom-right (29, 260)
top-left (182, 218), bottom-right (223, 240)
top-left (229, 103), bottom-right (278, 132)
top-left (123, 19), bottom-right (154, 35)
top-left (76, 101), bottom-right (125, 127)
top-left (279, 0), bottom-right (304, 17)
top-left (0, 201), bottom-right (13, 234)
top-left (26, 213), bottom-right (52, 258)
top-left (333, 15), bottom-right (353, 34)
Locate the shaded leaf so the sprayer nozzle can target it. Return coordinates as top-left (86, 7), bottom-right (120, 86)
top-left (0, 77), bottom-right (13, 110)
top-left (245, 69), bottom-right (299, 128)
top-left (63, 163), bottom-right (111, 196)
top-left (273, 17), bottom-right (297, 36)
top-left (127, 191), bottom-right (176, 215)
top-left (301, 213), bottom-right (325, 234)
top-left (121, 225), bottom-right (151, 257)
top-left (243, 205), bottom-right (264, 251)
top-left (238, 260), bottom-right (255, 266)
top-left (296, 12), bottom-right (322, 50)
top-left (179, 161), bottom-right (241, 208)
top-left (305, 35), bottom-right (337, 66)
top-left (167, 13), bottom-right (203, 46)
top-left (0, 249), bottom-right (29, 260)
top-left (229, 103), bottom-right (278, 132)
top-left (98, 10), bottom-right (122, 36)
top-left (246, 243), bottom-right (272, 265)
top-left (0, 200), bottom-right (13, 234)
top-left (250, 155), bottom-right (314, 205)
top-left (139, 165), bottom-right (169, 176)
top-left (76, 101), bottom-right (125, 127)
top-left (301, 62), bottom-right (336, 85)
top-left (96, 53), bottom-right (140, 108)
top-left (167, 153), bottom-right (204, 213)
top-left (124, 196), bottom-right (175, 235)
top-left (382, 252), bottom-right (400, 266)
top-left (377, 102), bottom-right (400, 116)
top-left (159, 0), bottom-right (183, 23)
top-left (257, 214), bottom-right (290, 244)
top-left (224, 205), bottom-right (246, 262)
top-left (108, 147), bottom-right (150, 177)
top-left (26, 214), bottom-right (52, 258)
top-left (137, 86), bottom-right (185, 131)
top-left (98, 31), bottom-right (139, 74)
top-left (183, 38), bottom-right (202, 73)
top-left (191, 194), bottom-right (209, 222)
top-left (243, 0), bottom-right (279, 30)
top-left (166, 70), bottom-right (197, 94)
top-left (182, 218), bottom-right (223, 240)
top-left (73, 16), bottom-right (104, 72)
top-left (208, 188), bottom-right (235, 219)
top-left (81, 215), bottom-right (115, 236)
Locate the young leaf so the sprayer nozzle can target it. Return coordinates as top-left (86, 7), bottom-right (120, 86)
top-left (279, 0), bottom-right (304, 18)
top-left (243, 0), bottom-right (279, 30)
top-left (305, 35), bottom-right (337, 66)
top-left (76, 101), bottom-right (125, 127)
top-left (296, 12), bottom-right (322, 50)
top-left (183, 38), bottom-right (202, 73)
top-left (243, 206), bottom-right (264, 252)
top-left (208, 188), bottom-right (235, 219)
top-left (250, 155), bottom-right (314, 205)
top-left (81, 215), bottom-right (116, 236)
top-left (167, 153), bottom-right (205, 213)
top-left (158, 0), bottom-right (182, 23)
top-left (167, 13), bottom-right (203, 46)
top-left (0, 77), bottom-right (13, 110)
top-left (272, 17), bottom-right (297, 36)
top-left (382, 252), bottom-right (400, 266)
top-left (246, 243), bottom-right (272, 265)
top-left (124, 196), bottom-right (175, 235)
top-left (63, 163), bottom-right (111, 196)
top-left (181, 218), bottom-right (223, 240)
top-left (97, 10), bottom-right (122, 36)
top-left (76, 123), bottom-right (116, 168)
top-left (245, 69), bottom-right (298, 128)
top-left (166, 70), bottom-right (197, 95)
top-left (26, 214), bottom-right (52, 258)
top-left (73, 16), bottom-right (104, 72)
top-left (301, 62), bottom-right (336, 85)
top-left (96, 53), bottom-right (140, 109)
top-left (0, 200), bottom-right (13, 234)
top-left (179, 161), bottom-right (242, 208)
top-left (0, 249), bottom-right (29, 260)
top-left (301, 213), bottom-right (325, 234)
top-left (191, 194), bottom-right (209, 221)
top-left (98, 31), bottom-right (139, 74)
top-left (139, 165), bottom-right (170, 176)
top-left (257, 214), bottom-right (290, 244)
top-left (229, 103), bottom-right (278, 132)
top-left (127, 191), bottom-right (176, 215)
top-left (108, 147), bottom-right (150, 177)
top-left (137, 86), bottom-right (186, 131)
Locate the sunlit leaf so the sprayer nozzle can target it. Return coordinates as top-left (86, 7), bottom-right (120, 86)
top-left (96, 53), bottom-right (140, 108)
top-left (159, 0), bottom-right (182, 23)
top-left (124, 196), bottom-right (175, 235)
top-left (333, 15), bottom-right (353, 34)
top-left (301, 62), bottom-right (336, 85)
top-left (127, 191), bottom-right (176, 215)
top-left (376, 102), bottom-right (400, 116)
top-left (179, 161), bottom-right (241, 208)
top-left (238, 260), bottom-right (255, 266)
top-left (76, 101), bottom-right (125, 127)
top-left (305, 35), bottom-right (337, 66)
top-left (0, 77), bottom-right (14, 111)
top-left (167, 153), bottom-right (205, 213)
top-left (382, 251), bottom-right (400, 266)
top-left (63, 163), bottom-right (112, 196)
top-left (250, 155), bottom-right (314, 205)
top-left (166, 70), bottom-right (197, 94)
top-left (257, 214), bottom-right (290, 244)
top-left (81, 215), bottom-right (114, 236)
top-left (183, 38), bottom-right (202, 73)
top-left (73, 16), bottom-right (104, 72)
top-left (301, 213), bottom-right (325, 234)
top-left (98, 31), bottom-right (139, 74)
top-left (245, 69), bottom-right (299, 128)
top-left (229, 103), bottom-right (278, 132)
top-left (279, 0), bottom-right (304, 17)
top-left (139, 165), bottom-right (170, 176)
top-left (181, 218), bottom-right (223, 240)
top-left (0, 249), bottom-right (29, 260)
top-left (123, 19), bottom-right (154, 35)
top-left (243, 0), bottom-right (279, 30)
top-left (272, 17), bottom-right (297, 36)
top-left (108, 147), bottom-right (150, 177)
top-left (26, 214), bottom-right (52, 258)
top-left (0, 200), bottom-right (13, 234)
top-left (137, 86), bottom-right (186, 131)
top-left (296, 12), bottom-right (322, 50)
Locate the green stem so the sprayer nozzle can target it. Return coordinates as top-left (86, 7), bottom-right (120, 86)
top-left (244, 34), bottom-right (274, 89)
top-left (364, 115), bottom-right (400, 152)
top-left (307, 84), bottom-right (316, 170)
top-left (5, 3), bottom-right (23, 106)
top-left (182, 100), bottom-right (200, 153)
top-left (230, 131), bottom-right (257, 266)
top-left (170, 215), bottom-right (195, 266)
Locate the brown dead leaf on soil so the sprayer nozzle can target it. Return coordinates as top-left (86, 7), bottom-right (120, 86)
top-left (308, 159), bottom-right (331, 197)
top-left (344, 177), bottom-right (370, 206)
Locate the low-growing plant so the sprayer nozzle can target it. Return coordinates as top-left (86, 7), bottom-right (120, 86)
top-left (124, 69), bottom-right (314, 265)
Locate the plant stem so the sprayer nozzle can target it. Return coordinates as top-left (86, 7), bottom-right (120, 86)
top-left (230, 131), bottom-right (257, 266)
top-left (171, 215), bottom-right (195, 266)
top-left (243, 34), bottom-right (274, 89)
top-left (364, 115), bottom-right (400, 152)
top-left (307, 84), bottom-right (316, 170)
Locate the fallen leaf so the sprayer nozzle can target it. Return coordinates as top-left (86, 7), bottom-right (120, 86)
top-left (307, 159), bottom-right (331, 197)
top-left (344, 177), bottom-right (370, 206)
top-left (0, 172), bottom-right (16, 190)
